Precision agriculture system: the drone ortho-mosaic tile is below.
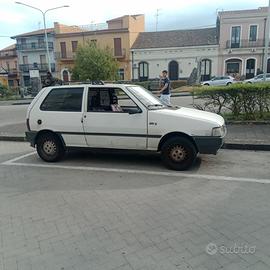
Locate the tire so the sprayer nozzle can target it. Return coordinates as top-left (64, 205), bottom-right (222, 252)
top-left (161, 137), bottom-right (197, 171)
top-left (36, 133), bottom-right (65, 162)
top-left (203, 83), bottom-right (209, 86)
top-left (226, 82), bottom-right (232, 86)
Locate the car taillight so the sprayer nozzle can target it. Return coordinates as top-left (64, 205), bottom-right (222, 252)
top-left (26, 118), bottom-right (31, 131)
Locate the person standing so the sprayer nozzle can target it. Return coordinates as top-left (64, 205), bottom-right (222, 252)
top-left (159, 70), bottom-right (171, 106)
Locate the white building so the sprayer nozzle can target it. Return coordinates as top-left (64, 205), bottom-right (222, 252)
top-left (11, 29), bottom-right (56, 86)
top-left (131, 28), bottom-right (219, 81)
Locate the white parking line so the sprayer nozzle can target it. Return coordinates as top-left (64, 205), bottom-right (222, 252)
top-left (1, 152), bottom-right (270, 184)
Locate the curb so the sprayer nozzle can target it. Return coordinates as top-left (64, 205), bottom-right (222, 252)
top-left (222, 143), bottom-right (270, 151)
top-left (0, 136), bottom-right (26, 142)
top-left (0, 136), bottom-right (269, 151)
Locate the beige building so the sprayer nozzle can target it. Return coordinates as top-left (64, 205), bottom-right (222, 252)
top-left (217, 7), bottom-right (269, 78)
top-left (0, 44), bottom-right (19, 88)
top-left (54, 15), bottom-right (145, 81)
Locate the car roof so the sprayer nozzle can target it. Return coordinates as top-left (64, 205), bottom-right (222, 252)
top-left (46, 84), bottom-right (138, 90)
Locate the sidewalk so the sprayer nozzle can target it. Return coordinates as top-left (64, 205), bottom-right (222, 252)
top-left (0, 122), bottom-right (269, 150)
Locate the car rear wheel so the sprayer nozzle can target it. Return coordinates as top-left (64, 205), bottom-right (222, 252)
top-left (226, 82), bottom-right (232, 86)
top-left (161, 137), bottom-right (197, 170)
top-left (203, 83), bottom-right (209, 86)
top-left (36, 133), bottom-right (65, 162)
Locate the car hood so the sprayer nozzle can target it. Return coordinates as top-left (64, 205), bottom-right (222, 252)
top-left (155, 107), bottom-right (225, 126)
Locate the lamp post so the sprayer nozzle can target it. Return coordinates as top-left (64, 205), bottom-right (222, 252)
top-left (15, 2), bottom-right (69, 72)
top-left (263, 0), bottom-right (270, 81)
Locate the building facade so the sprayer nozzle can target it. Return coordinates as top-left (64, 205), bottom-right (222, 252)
top-left (0, 44), bottom-right (19, 88)
top-left (54, 15), bottom-right (145, 82)
top-left (131, 28), bottom-right (219, 81)
top-left (217, 7), bottom-right (270, 79)
top-left (11, 29), bottom-right (56, 86)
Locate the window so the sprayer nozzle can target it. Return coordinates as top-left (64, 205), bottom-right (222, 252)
top-left (31, 42), bottom-right (36, 49)
top-left (249, 25), bottom-right (257, 42)
top-left (23, 56), bottom-right (28, 65)
top-left (138, 62), bottom-right (149, 81)
top-left (71, 41), bottom-right (78, 52)
top-left (227, 63), bottom-right (240, 74)
top-left (114, 38), bottom-right (122, 56)
top-left (200, 59), bottom-right (212, 81)
top-left (231, 26), bottom-right (241, 48)
top-left (60, 42), bottom-right (67, 58)
top-left (87, 88), bottom-right (139, 113)
top-left (90, 39), bottom-right (97, 45)
top-left (118, 68), bottom-right (125, 80)
top-left (40, 88), bottom-right (84, 112)
top-left (40, 55), bottom-right (46, 64)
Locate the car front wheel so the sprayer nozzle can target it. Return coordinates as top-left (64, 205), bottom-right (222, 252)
top-left (161, 137), bottom-right (197, 170)
top-left (36, 133), bottom-right (65, 162)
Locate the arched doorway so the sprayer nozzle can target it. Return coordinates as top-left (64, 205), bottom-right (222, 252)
top-left (200, 59), bottom-right (212, 81)
top-left (246, 59), bottom-right (256, 79)
top-left (62, 70), bottom-right (69, 82)
top-left (168, 60), bottom-right (179, 80)
top-left (138, 62), bottom-right (149, 81)
top-left (225, 58), bottom-right (242, 76)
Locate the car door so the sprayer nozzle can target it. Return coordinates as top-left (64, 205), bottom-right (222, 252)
top-left (211, 77), bottom-right (220, 86)
top-left (36, 86), bottom-right (86, 147)
top-left (82, 86), bottom-right (148, 149)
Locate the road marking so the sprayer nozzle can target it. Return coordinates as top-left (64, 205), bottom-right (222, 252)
top-left (1, 152), bottom-right (270, 184)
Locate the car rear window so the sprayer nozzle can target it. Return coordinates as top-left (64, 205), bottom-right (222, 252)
top-left (40, 87), bottom-right (84, 112)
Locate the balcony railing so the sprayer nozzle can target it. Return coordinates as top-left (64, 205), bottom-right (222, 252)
top-left (19, 63), bottom-right (56, 72)
top-left (54, 51), bottom-right (76, 60)
top-left (7, 68), bottom-right (18, 75)
top-left (0, 51), bottom-right (17, 58)
top-left (16, 42), bottom-right (54, 51)
top-left (55, 48), bottom-right (126, 60)
top-left (113, 48), bottom-right (126, 59)
top-left (225, 39), bottom-right (266, 49)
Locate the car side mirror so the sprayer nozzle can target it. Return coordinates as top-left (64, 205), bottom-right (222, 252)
top-left (129, 108), bottom-right (142, 115)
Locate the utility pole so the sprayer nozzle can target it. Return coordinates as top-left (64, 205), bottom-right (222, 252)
top-left (155, 9), bottom-right (160, 32)
top-left (263, 0), bottom-right (270, 81)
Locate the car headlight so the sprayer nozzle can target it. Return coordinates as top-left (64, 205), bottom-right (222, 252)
top-left (212, 125), bottom-right (226, 137)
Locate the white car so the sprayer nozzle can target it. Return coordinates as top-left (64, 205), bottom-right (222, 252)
top-left (201, 76), bottom-right (235, 86)
top-left (26, 84), bottom-right (226, 170)
top-left (244, 74), bottom-right (270, 84)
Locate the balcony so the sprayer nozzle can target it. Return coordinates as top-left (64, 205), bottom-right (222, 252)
top-left (16, 42), bottom-right (54, 51)
top-left (226, 39), bottom-right (266, 49)
top-left (0, 51), bottom-right (17, 58)
top-left (7, 68), bottom-right (18, 76)
top-left (19, 63), bottom-right (56, 73)
top-left (113, 48), bottom-right (126, 59)
top-left (54, 51), bottom-right (76, 61)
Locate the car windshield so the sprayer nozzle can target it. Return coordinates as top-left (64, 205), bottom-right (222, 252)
top-left (127, 86), bottom-right (166, 109)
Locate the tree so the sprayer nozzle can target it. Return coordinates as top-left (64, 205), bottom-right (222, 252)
top-left (72, 42), bottom-right (119, 81)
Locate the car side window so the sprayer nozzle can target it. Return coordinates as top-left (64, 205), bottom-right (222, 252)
top-left (87, 87), bottom-right (139, 113)
top-left (40, 87), bottom-right (84, 112)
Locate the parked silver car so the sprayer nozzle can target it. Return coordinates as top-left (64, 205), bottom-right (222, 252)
top-left (244, 74), bottom-right (270, 84)
top-left (201, 76), bottom-right (235, 86)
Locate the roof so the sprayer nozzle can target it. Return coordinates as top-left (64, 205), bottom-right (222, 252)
top-left (131, 27), bottom-right (218, 49)
top-left (0, 44), bottom-right (16, 51)
top-left (11, 28), bottom-right (54, 39)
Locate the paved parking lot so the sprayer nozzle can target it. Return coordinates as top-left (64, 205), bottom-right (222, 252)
top-left (0, 142), bottom-right (270, 270)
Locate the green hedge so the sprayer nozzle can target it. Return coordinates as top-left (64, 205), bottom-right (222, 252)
top-left (193, 83), bottom-right (270, 120)
top-left (0, 84), bottom-right (13, 98)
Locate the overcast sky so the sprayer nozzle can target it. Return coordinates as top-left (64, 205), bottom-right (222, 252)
top-left (0, 0), bottom-right (267, 49)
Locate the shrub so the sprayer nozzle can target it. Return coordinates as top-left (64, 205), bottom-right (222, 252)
top-left (171, 80), bottom-right (187, 89)
top-left (193, 83), bottom-right (270, 120)
top-left (0, 84), bottom-right (12, 98)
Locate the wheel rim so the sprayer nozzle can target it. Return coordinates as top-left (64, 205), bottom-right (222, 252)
top-left (43, 140), bottom-right (57, 156)
top-left (169, 145), bottom-right (188, 162)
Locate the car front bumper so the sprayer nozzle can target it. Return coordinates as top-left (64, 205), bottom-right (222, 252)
top-left (25, 131), bottom-right (38, 147)
top-left (193, 136), bottom-right (224, 155)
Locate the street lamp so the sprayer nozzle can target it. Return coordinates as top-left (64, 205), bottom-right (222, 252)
top-left (15, 2), bottom-right (69, 72)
